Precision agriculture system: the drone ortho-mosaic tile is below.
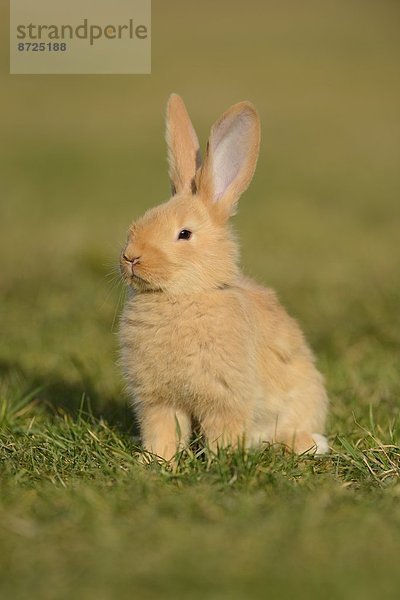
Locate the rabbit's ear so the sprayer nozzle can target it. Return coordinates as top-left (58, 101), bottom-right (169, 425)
top-left (166, 94), bottom-right (201, 195)
top-left (199, 102), bottom-right (260, 221)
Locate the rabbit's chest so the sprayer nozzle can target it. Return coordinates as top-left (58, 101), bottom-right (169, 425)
top-left (120, 293), bottom-right (249, 410)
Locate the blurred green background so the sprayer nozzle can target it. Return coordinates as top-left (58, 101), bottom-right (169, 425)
top-left (1, 1), bottom-right (400, 599)
top-left (1, 0), bottom-right (399, 426)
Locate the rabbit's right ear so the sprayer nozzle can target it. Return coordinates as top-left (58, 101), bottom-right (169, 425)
top-left (166, 94), bottom-right (201, 195)
top-left (199, 102), bottom-right (260, 222)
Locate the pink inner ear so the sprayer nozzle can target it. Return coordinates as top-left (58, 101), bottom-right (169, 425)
top-left (211, 113), bottom-right (253, 201)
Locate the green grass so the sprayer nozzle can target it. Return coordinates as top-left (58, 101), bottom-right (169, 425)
top-left (1, 397), bottom-right (400, 600)
top-left (1, 0), bottom-right (400, 598)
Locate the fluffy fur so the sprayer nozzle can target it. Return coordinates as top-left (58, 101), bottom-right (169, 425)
top-left (119, 94), bottom-right (329, 460)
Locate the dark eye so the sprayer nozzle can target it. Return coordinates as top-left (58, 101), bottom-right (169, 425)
top-left (178, 229), bottom-right (192, 240)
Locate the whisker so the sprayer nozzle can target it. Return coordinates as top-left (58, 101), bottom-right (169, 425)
top-left (99, 270), bottom-right (124, 310)
top-left (111, 280), bottom-right (127, 333)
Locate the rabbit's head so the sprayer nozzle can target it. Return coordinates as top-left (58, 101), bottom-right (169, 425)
top-left (120, 94), bottom-right (260, 295)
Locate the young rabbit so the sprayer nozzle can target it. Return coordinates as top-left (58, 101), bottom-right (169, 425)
top-left (119, 94), bottom-right (329, 460)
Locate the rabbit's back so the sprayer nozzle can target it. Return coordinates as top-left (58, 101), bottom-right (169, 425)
top-left (239, 278), bottom-right (328, 434)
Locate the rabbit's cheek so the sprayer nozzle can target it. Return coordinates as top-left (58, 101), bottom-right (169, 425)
top-left (139, 248), bottom-right (174, 285)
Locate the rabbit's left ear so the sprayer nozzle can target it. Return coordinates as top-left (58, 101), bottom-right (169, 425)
top-left (199, 102), bottom-right (260, 221)
top-left (166, 94), bottom-right (201, 195)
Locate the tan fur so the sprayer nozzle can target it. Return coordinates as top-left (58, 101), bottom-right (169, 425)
top-left (119, 94), bottom-right (329, 461)
top-left (166, 94), bottom-right (201, 194)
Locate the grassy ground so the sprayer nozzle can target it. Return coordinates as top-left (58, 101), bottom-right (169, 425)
top-left (1, 1), bottom-right (400, 598)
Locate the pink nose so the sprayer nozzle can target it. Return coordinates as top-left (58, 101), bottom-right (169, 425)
top-left (123, 254), bottom-right (141, 266)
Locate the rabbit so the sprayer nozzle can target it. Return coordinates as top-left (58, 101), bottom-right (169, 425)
top-left (119, 93), bottom-right (329, 461)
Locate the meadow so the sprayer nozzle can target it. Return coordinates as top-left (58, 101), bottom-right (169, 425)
top-left (1, 1), bottom-right (400, 598)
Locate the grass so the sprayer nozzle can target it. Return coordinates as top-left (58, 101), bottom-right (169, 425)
top-left (1, 0), bottom-right (400, 598)
top-left (1, 396), bottom-right (400, 600)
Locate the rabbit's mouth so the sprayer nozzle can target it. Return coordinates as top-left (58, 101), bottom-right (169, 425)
top-left (131, 272), bottom-right (147, 284)
top-left (129, 271), bottom-right (155, 290)
top-left (120, 258), bottom-right (149, 287)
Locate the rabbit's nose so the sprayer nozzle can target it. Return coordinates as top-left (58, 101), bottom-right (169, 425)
top-left (123, 254), bottom-right (141, 266)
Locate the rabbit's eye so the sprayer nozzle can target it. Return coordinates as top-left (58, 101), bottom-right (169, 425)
top-left (178, 229), bottom-right (192, 240)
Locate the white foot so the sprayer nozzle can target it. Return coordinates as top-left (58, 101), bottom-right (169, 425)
top-left (311, 433), bottom-right (329, 455)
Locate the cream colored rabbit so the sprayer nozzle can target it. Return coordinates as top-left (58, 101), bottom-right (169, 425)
top-left (119, 94), bottom-right (329, 460)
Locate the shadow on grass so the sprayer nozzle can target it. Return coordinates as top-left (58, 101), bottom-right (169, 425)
top-left (0, 359), bottom-right (139, 437)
